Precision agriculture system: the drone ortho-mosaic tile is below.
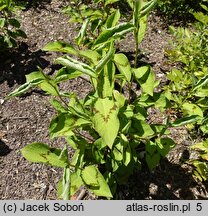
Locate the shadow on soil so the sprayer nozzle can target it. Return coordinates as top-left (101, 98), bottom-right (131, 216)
top-left (0, 140), bottom-right (11, 156)
top-left (118, 50), bottom-right (156, 68)
top-left (118, 155), bottom-right (207, 200)
top-left (17, 0), bottom-right (53, 10)
top-left (0, 42), bottom-right (50, 87)
top-left (155, 0), bottom-right (205, 28)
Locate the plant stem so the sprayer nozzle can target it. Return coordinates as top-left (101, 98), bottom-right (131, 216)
top-left (134, 31), bottom-right (139, 68)
top-left (128, 29), bottom-right (139, 104)
top-left (128, 82), bottom-right (132, 104)
top-left (75, 129), bottom-right (95, 143)
top-left (57, 92), bottom-right (69, 108)
top-left (38, 67), bottom-right (69, 108)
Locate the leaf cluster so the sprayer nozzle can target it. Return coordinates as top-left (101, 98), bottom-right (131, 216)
top-left (157, 0), bottom-right (207, 23)
top-left (164, 4), bottom-right (208, 134)
top-left (8, 0), bottom-right (180, 199)
top-left (191, 139), bottom-right (208, 182)
top-left (0, 0), bottom-right (26, 50)
top-left (164, 3), bottom-right (208, 182)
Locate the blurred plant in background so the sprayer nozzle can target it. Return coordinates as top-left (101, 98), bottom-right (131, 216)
top-left (164, 3), bottom-right (208, 183)
top-left (0, 0), bottom-right (26, 51)
top-left (157, 0), bottom-right (207, 24)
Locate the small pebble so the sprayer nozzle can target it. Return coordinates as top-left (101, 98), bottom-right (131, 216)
top-left (0, 99), bottom-right (5, 105)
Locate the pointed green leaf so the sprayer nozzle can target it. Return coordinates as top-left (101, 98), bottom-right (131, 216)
top-left (113, 90), bottom-right (126, 108)
top-left (120, 134), bottom-right (131, 166)
top-left (134, 105), bottom-right (148, 120)
top-left (133, 66), bottom-right (155, 96)
top-left (95, 44), bottom-right (115, 73)
top-left (171, 115), bottom-right (201, 127)
top-left (191, 139), bottom-right (208, 152)
top-left (71, 148), bottom-right (85, 171)
top-left (13, 29), bottom-right (27, 38)
top-left (21, 143), bottom-right (68, 168)
top-left (54, 67), bottom-right (82, 83)
top-left (55, 56), bottom-right (96, 78)
top-left (25, 71), bottom-right (44, 82)
top-left (114, 53), bottom-right (132, 82)
top-left (146, 140), bottom-right (157, 155)
top-left (49, 114), bottom-right (91, 138)
top-left (193, 74), bottom-right (208, 91)
top-left (0, 18), bottom-right (5, 28)
top-left (145, 141), bottom-right (160, 170)
top-left (93, 98), bottom-right (119, 148)
top-left (81, 166), bottom-right (99, 187)
top-left (192, 161), bottom-right (208, 181)
top-left (58, 169), bottom-right (83, 199)
top-left (195, 88), bottom-right (208, 98)
top-left (8, 70), bottom-right (46, 98)
top-left (131, 119), bottom-right (155, 138)
top-left (93, 23), bottom-right (134, 49)
top-left (140, 0), bottom-right (158, 17)
top-left (124, 105), bottom-right (134, 118)
top-left (112, 141), bottom-right (123, 161)
top-left (40, 81), bottom-right (59, 96)
top-left (146, 153), bottom-right (160, 170)
top-left (7, 78), bottom-right (44, 98)
top-left (79, 50), bottom-right (101, 65)
top-left (123, 144), bottom-right (131, 166)
top-left (156, 138), bottom-right (175, 157)
top-left (50, 99), bottom-right (67, 113)
top-left (97, 60), bottom-right (116, 98)
top-left (105, 9), bottom-right (120, 28)
top-left (70, 172), bottom-right (84, 196)
top-left (26, 70), bottom-right (59, 96)
top-left (133, 0), bottom-right (142, 27)
top-left (81, 165), bottom-right (113, 198)
top-left (76, 18), bottom-right (90, 46)
top-left (92, 138), bottom-right (107, 164)
top-left (58, 145), bottom-right (69, 162)
top-left (0, 5), bottom-right (7, 11)
top-left (137, 15), bottom-right (147, 44)
top-left (182, 103), bottom-right (203, 117)
top-left (8, 18), bottom-right (20, 28)
top-left (193, 11), bottom-right (208, 25)
top-left (43, 41), bottom-right (78, 55)
top-left (62, 167), bottom-right (70, 200)
top-left (197, 98), bottom-right (208, 108)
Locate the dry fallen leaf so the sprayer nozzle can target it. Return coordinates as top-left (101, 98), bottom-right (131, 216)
top-left (0, 131), bottom-right (6, 139)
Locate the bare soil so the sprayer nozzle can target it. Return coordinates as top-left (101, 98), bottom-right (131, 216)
top-left (0, 0), bottom-right (207, 200)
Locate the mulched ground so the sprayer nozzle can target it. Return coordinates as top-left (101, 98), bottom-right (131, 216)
top-left (0, 0), bottom-right (207, 200)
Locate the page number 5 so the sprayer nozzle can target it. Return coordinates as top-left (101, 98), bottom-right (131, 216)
top-left (196, 203), bottom-right (202, 211)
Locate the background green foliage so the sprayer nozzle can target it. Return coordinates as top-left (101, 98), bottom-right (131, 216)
top-left (191, 139), bottom-right (208, 182)
top-left (157, 0), bottom-right (207, 24)
top-left (164, 3), bottom-right (208, 182)
top-left (0, 0), bottom-right (26, 50)
top-left (164, 4), bottom-right (208, 135)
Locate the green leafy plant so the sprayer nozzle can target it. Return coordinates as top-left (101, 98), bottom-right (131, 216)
top-left (163, 4), bottom-right (208, 183)
top-left (191, 139), bottom-right (208, 181)
top-left (62, 0), bottom-right (123, 49)
top-left (0, 0), bottom-right (26, 50)
top-left (62, 0), bottom-right (157, 53)
top-left (164, 4), bottom-right (208, 135)
top-left (157, 0), bottom-right (206, 23)
top-left (8, 0), bottom-right (179, 199)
